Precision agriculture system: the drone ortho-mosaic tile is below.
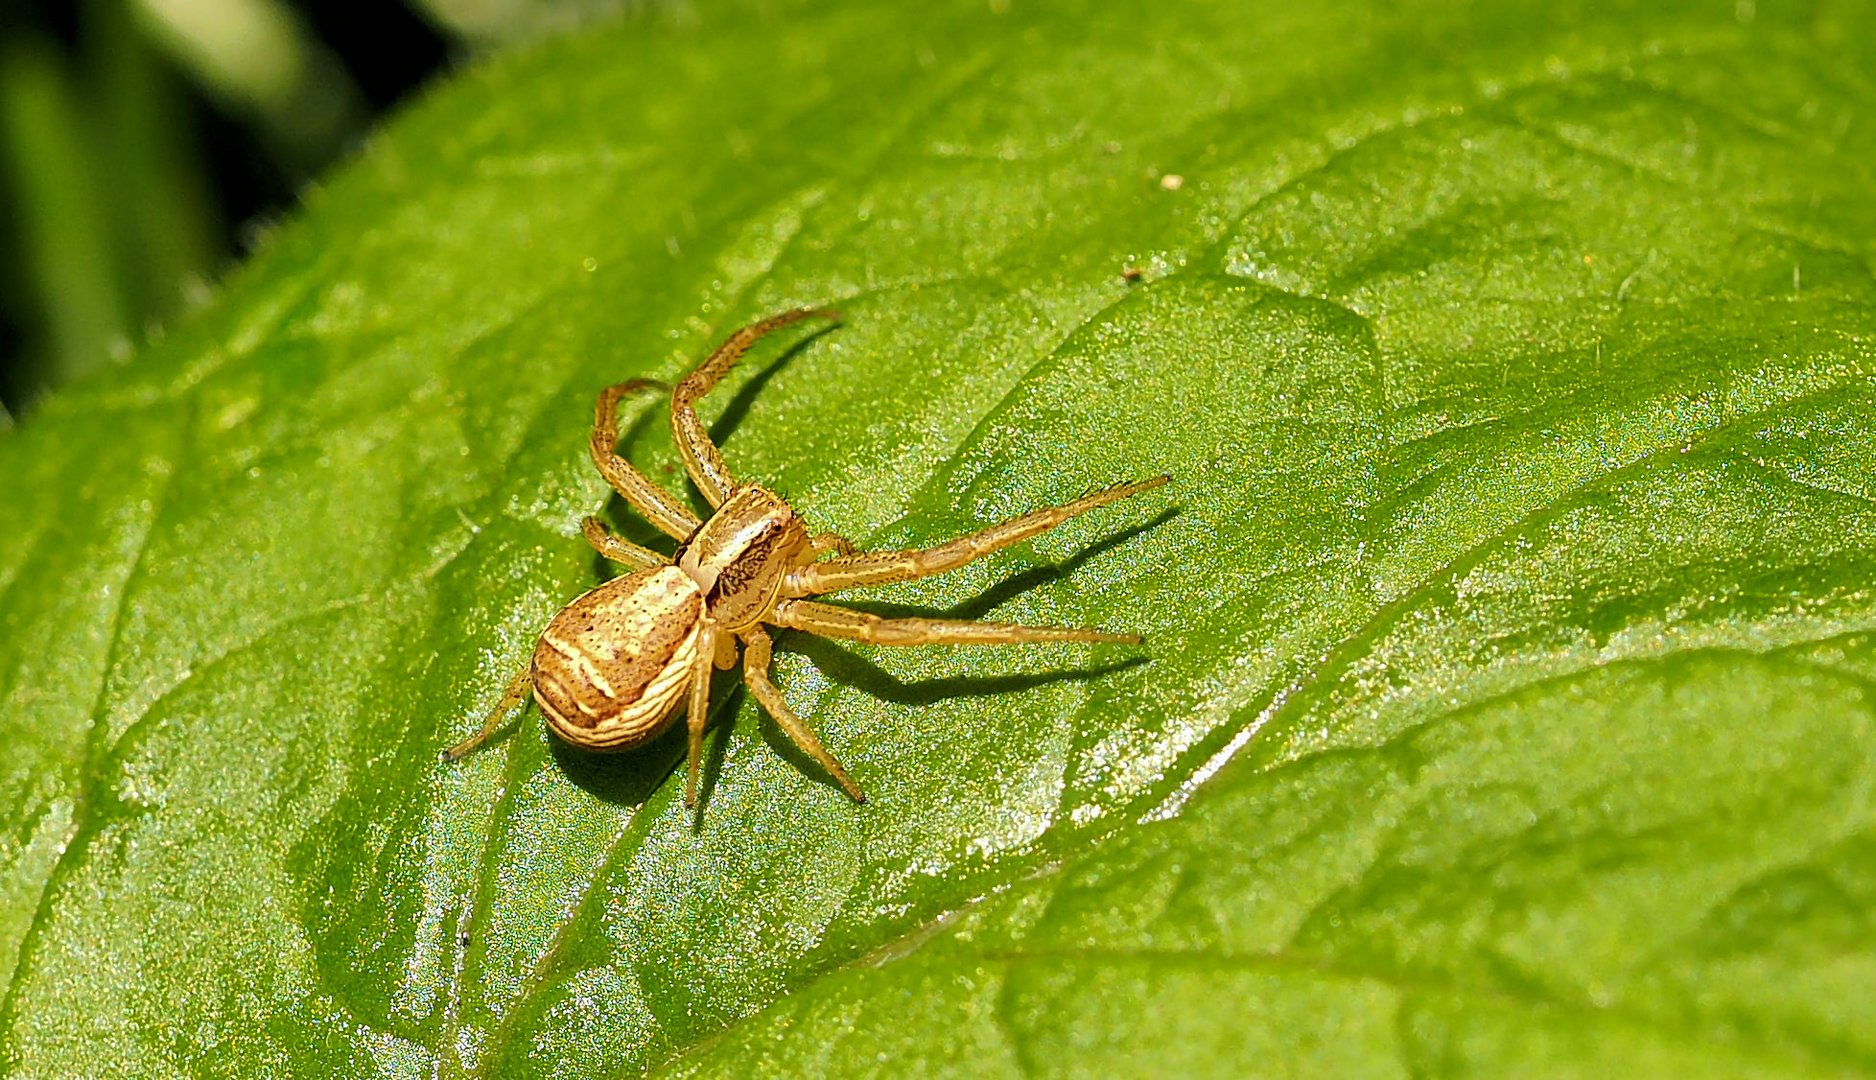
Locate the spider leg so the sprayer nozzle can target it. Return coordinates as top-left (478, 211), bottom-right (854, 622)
top-left (740, 625), bottom-right (865, 801)
top-left (580, 516), bottom-right (667, 568)
top-left (785, 475), bottom-right (1169, 597)
top-left (442, 658), bottom-right (534, 761)
top-left (684, 619), bottom-right (719, 808)
top-left (774, 600), bottom-right (1140, 646)
top-left (591, 378), bottom-right (701, 541)
top-left (671, 309), bottom-right (839, 507)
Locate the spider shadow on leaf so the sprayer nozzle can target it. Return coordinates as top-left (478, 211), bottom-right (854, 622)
top-left (783, 633), bottom-right (1150, 710)
top-left (543, 678), bottom-right (777, 820)
top-left (550, 719), bottom-right (689, 808)
top-left (737, 640), bottom-right (1146, 808)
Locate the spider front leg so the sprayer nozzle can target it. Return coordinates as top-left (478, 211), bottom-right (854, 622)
top-left (684, 620), bottom-right (719, 808)
top-left (670, 308), bottom-right (839, 507)
top-left (774, 600), bottom-right (1139, 646)
top-left (580, 516), bottom-right (667, 568)
top-left (740, 625), bottom-right (865, 802)
top-left (786, 475), bottom-right (1169, 597)
top-left (590, 378), bottom-right (701, 541)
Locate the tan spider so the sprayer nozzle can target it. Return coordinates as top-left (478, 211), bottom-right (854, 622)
top-left (445, 309), bottom-right (1168, 806)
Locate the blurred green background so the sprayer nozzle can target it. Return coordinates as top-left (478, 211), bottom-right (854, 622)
top-left (0, 0), bottom-right (642, 423)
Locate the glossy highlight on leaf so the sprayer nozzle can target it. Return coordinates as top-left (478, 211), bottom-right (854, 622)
top-left (3, 1), bottom-right (1875, 1076)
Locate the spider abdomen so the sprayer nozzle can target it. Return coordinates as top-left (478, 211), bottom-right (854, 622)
top-left (532, 565), bottom-right (703, 750)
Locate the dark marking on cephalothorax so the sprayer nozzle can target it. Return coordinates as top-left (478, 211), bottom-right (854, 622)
top-left (707, 515), bottom-right (787, 605)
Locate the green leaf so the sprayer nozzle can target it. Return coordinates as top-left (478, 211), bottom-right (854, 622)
top-left (664, 653), bottom-right (1876, 1077)
top-left (4, 1), bottom-right (1875, 1076)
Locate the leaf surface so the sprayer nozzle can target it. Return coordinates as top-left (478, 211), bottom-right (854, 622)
top-left (2, 1), bottom-right (1874, 1076)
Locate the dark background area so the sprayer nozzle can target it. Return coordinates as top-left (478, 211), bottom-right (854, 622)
top-left (0, 0), bottom-right (496, 421)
